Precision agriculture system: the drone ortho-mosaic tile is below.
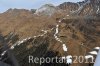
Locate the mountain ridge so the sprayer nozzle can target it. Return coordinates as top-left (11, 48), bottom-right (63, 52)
top-left (0, 0), bottom-right (100, 66)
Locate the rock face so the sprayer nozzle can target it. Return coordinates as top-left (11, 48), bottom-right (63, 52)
top-left (75, 0), bottom-right (100, 16)
top-left (58, 0), bottom-right (100, 16)
top-left (58, 2), bottom-right (79, 14)
top-left (35, 4), bottom-right (60, 16)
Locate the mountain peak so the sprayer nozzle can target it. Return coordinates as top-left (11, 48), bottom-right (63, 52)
top-left (42, 4), bottom-right (55, 7)
top-left (34, 4), bottom-right (58, 16)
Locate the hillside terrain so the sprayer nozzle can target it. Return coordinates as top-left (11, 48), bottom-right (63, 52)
top-left (0, 0), bottom-right (100, 66)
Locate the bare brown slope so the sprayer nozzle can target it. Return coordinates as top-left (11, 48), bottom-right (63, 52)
top-left (0, 9), bottom-right (64, 39)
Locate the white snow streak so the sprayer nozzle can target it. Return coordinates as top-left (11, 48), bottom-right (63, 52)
top-left (96, 6), bottom-right (100, 14)
top-left (54, 23), bottom-right (67, 52)
top-left (10, 37), bottom-right (32, 50)
top-left (85, 55), bottom-right (93, 59)
top-left (89, 51), bottom-right (98, 55)
top-left (94, 47), bottom-right (100, 50)
top-left (63, 44), bottom-right (67, 52)
top-left (1, 50), bottom-right (7, 56)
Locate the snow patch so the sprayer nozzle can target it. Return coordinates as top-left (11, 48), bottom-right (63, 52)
top-left (67, 15), bottom-right (69, 16)
top-left (89, 51), bottom-right (98, 55)
top-left (1, 50), bottom-right (7, 56)
top-left (94, 47), bottom-right (100, 50)
top-left (85, 55), bottom-right (93, 59)
top-left (63, 44), bottom-right (67, 52)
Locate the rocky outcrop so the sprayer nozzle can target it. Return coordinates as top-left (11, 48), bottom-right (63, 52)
top-left (58, 2), bottom-right (79, 14)
top-left (35, 4), bottom-right (61, 16)
top-left (58, 0), bottom-right (100, 16)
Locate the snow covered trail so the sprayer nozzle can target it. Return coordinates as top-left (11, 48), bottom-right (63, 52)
top-left (10, 37), bottom-right (31, 49)
top-left (9, 22), bottom-right (68, 52)
top-left (54, 21), bottom-right (67, 52)
top-left (10, 29), bottom-right (50, 50)
top-left (54, 25), bottom-right (62, 43)
top-left (0, 29), bottom-right (50, 58)
top-left (0, 19), bottom-right (68, 58)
